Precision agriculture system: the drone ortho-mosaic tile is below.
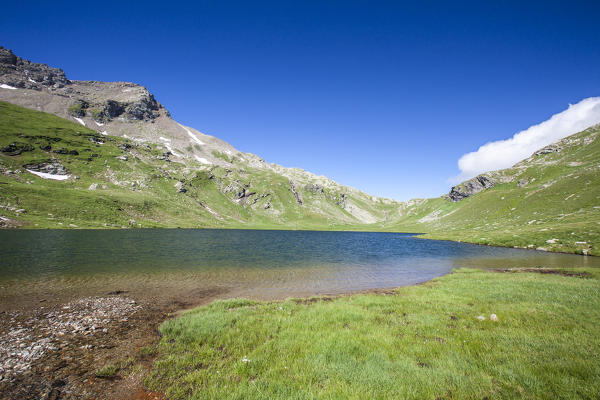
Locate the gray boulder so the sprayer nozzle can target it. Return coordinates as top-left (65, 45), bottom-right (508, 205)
top-left (23, 160), bottom-right (69, 175)
top-left (448, 174), bottom-right (497, 202)
top-left (534, 143), bottom-right (562, 156)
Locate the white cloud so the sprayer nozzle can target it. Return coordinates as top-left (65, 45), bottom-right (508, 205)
top-left (451, 97), bottom-right (600, 183)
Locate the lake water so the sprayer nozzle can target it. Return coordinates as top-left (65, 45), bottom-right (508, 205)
top-left (0, 229), bottom-right (597, 309)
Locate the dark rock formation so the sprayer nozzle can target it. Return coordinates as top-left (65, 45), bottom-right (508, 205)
top-left (448, 174), bottom-right (497, 202)
top-left (68, 99), bottom-right (89, 117)
top-left (53, 148), bottom-right (79, 155)
top-left (101, 100), bottom-right (125, 120)
top-left (174, 181), bottom-right (187, 193)
top-left (1, 142), bottom-right (34, 155)
top-left (335, 193), bottom-right (347, 208)
top-left (534, 143), bottom-right (562, 156)
top-left (125, 95), bottom-right (161, 121)
top-left (305, 183), bottom-right (324, 194)
top-left (88, 137), bottom-right (105, 145)
top-left (289, 180), bottom-right (303, 205)
top-left (0, 46), bottom-right (69, 89)
top-left (23, 160), bottom-right (69, 175)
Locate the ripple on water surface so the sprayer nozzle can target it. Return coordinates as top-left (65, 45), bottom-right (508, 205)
top-left (0, 229), bottom-right (597, 308)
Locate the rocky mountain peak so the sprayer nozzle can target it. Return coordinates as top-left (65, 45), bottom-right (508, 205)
top-left (0, 46), bottom-right (70, 89)
top-left (0, 46), bottom-right (166, 123)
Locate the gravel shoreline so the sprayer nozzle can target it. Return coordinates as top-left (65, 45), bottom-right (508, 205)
top-left (0, 288), bottom-right (225, 400)
top-left (1, 297), bottom-right (140, 380)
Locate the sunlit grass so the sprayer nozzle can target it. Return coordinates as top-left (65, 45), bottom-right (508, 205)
top-left (146, 268), bottom-right (600, 399)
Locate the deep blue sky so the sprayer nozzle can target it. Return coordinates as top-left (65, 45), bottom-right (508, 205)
top-left (2, 1), bottom-right (599, 200)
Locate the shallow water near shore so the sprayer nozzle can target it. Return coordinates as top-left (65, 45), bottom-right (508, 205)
top-left (1, 229), bottom-right (598, 310)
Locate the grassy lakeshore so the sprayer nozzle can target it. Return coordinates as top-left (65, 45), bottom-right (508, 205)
top-left (146, 268), bottom-right (600, 399)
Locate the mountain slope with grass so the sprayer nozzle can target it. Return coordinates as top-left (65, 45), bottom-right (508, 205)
top-left (377, 124), bottom-right (600, 255)
top-left (0, 101), bottom-right (398, 229)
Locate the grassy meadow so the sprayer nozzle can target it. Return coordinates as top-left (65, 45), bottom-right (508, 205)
top-left (145, 268), bottom-right (600, 399)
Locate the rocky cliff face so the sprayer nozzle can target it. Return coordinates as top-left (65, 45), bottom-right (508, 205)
top-left (0, 47), bottom-right (69, 89)
top-left (448, 174), bottom-right (499, 202)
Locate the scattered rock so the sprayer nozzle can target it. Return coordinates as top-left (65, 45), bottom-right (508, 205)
top-left (490, 314), bottom-right (498, 321)
top-left (304, 183), bottom-right (324, 194)
top-left (23, 160), bottom-right (69, 175)
top-left (477, 315), bottom-right (486, 321)
top-left (534, 143), bottom-right (562, 155)
top-left (88, 136), bottom-right (105, 145)
top-left (157, 152), bottom-right (171, 161)
top-left (88, 183), bottom-right (98, 191)
top-left (174, 181), bottom-right (187, 193)
top-left (0, 297), bottom-right (140, 380)
top-left (289, 180), bottom-right (303, 205)
top-left (449, 174), bottom-right (497, 202)
top-left (0, 142), bottom-right (34, 155)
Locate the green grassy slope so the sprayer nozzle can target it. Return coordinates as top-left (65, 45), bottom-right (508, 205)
top-left (145, 268), bottom-right (600, 399)
top-left (0, 101), bottom-right (395, 229)
top-left (377, 125), bottom-right (600, 255)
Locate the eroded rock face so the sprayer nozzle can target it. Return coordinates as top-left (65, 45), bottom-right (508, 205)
top-left (305, 183), bottom-right (324, 194)
top-left (23, 160), bottom-right (69, 175)
top-left (124, 94), bottom-right (161, 121)
top-left (0, 47), bottom-right (167, 123)
top-left (448, 174), bottom-right (497, 202)
top-left (0, 46), bottom-right (70, 89)
top-left (534, 143), bottom-right (562, 156)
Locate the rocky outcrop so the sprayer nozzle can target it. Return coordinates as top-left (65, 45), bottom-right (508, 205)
top-left (0, 46), bottom-right (70, 89)
top-left (124, 94), bottom-right (161, 121)
top-left (448, 174), bottom-right (497, 202)
top-left (1, 142), bottom-right (34, 155)
top-left (67, 99), bottom-right (89, 117)
top-left (534, 143), bottom-right (562, 156)
top-left (334, 193), bottom-right (347, 208)
top-left (305, 183), bottom-right (324, 194)
top-left (174, 181), bottom-right (187, 193)
top-left (289, 180), bottom-right (303, 205)
top-left (23, 160), bottom-right (69, 175)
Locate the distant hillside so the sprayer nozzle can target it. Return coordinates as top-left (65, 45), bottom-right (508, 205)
top-left (377, 124), bottom-right (600, 255)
